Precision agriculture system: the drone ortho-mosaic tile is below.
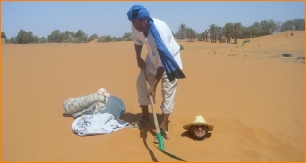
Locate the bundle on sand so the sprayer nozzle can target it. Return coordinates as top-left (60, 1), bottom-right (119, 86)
top-left (63, 93), bottom-right (125, 119)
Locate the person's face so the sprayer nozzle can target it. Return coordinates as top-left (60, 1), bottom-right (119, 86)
top-left (190, 125), bottom-right (208, 140)
top-left (132, 18), bottom-right (149, 32)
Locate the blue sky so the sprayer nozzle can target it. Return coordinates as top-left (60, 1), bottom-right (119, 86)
top-left (1, 2), bottom-right (305, 38)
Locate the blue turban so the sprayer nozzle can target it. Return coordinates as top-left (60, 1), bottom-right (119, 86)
top-left (127, 5), bottom-right (150, 21)
top-left (127, 5), bottom-right (186, 81)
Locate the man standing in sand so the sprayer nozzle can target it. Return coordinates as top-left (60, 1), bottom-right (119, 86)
top-left (126, 5), bottom-right (185, 142)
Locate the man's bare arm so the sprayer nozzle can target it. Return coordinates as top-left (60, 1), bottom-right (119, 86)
top-left (135, 44), bottom-right (146, 69)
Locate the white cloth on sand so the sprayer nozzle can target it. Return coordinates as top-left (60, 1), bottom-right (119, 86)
top-left (72, 113), bottom-right (129, 136)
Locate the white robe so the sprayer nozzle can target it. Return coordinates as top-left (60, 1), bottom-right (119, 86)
top-left (72, 113), bottom-right (129, 136)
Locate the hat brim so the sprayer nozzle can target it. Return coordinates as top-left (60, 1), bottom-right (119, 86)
top-left (183, 122), bottom-right (214, 131)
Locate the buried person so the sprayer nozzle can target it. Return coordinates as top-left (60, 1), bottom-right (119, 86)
top-left (183, 115), bottom-right (214, 140)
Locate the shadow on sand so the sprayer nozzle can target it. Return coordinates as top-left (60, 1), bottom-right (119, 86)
top-left (120, 112), bottom-right (163, 162)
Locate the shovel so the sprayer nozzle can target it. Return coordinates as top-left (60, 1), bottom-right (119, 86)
top-left (142, 68), bottom-right (164, 150)
top-left (142, 68), bottom-right (187, 162)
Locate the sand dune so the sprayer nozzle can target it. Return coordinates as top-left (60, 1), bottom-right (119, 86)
top-left (1, 31), bottom-right (304, 162)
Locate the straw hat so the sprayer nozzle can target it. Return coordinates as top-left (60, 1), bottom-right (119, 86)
top-left (183, 115), bottom-right (214, 131)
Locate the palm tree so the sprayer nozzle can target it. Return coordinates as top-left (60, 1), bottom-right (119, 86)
top-left (186, 28), bottom-right (189, 42)
top-left (204, 30), bottom-right (209, 42)
top-left (192, 29), bottom-right (197, 42)
top-left (240, 26), bottom-right (251, 39)
top-left (209, 24), bottom-right (217, 43)
top-left (198, 32), bottom-right (205, 41)
top-left (1, 32), bottom-right (6, 39)
top-left (217, 27), bottom-right (222, 43)
top-left (186, 28), bottom-right (190, 42)
top-left (178, 23), bottom-right (186, 39)
top-left (251, 21), bottom-right (261, 37)
top-left (232, 22), bottom-right (242, 44)
top-left (186, 28), bottom-right (196, 42)
top-left (209, 29), bottom-right (213, 43)
top-left (223, 23), bottom-right (233, 43)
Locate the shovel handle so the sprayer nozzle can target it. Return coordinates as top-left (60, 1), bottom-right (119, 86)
top-left (142, 68), bottom-right (164, 150)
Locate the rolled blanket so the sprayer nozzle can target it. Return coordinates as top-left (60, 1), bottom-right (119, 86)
top-left (71, 102), bottom-right (106, 119)
top-left (63, 93), bottom-right (107, 115)
top-left (63, 92), bottom-right (126, 119)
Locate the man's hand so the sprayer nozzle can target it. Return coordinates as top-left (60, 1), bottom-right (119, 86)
top-left (147, 85), bottom-right (156, 104)
top-left (146, 67), bottom-right (164, 104)
top-left (136, 57), bottom-right (146, 69)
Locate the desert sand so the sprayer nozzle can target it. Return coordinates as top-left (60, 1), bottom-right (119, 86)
top-left (1, 31), bottom-right (305, 162)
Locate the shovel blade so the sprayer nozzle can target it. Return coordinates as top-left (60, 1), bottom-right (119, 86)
top-left (156, 133), bottom-right (164, 150)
